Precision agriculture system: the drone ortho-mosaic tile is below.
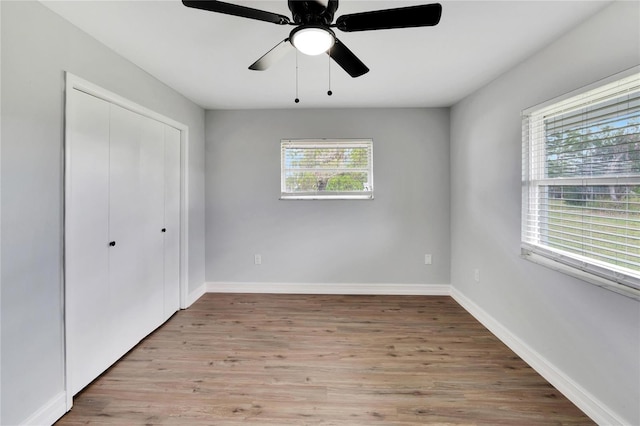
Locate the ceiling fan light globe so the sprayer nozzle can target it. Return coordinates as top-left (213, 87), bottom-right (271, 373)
top-left (291, 27), bottom-right (335, 56)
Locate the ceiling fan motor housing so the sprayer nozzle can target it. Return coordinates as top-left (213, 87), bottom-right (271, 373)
top-left (288, 0), bottom-right (338, 26)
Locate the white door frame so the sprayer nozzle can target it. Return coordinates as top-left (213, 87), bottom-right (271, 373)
top-left (63, 72), bottom-right (190, 410)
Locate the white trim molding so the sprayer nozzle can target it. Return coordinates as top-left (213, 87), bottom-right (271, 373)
top-left (450, 287), bottom-right (627, 426)
top-left (21, 392), bottom-right (66, 426)
top-left (205, 282), bottom-right (451, 296)
top-left (187, 282), bottom-right (208, 307)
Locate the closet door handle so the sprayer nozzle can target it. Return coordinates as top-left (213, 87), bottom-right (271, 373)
top-left (109, 241), bottom-right (116, 247)
top-left (161, 228), bottom-right (166, 233)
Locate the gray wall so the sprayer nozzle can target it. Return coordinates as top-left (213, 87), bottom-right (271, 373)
top-left (450, 1), bottom-right (640, 424)
top-left (0, 2), bottom-right (206, 424)
top-left (205, 108), bottom-right (450, 285)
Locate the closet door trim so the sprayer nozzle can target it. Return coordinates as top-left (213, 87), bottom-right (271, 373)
top-left (63, 72), bottom-right (190, 411)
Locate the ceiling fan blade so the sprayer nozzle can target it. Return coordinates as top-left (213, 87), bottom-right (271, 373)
top-left (335, 3), bottom-right (442, 32)
top-left (328, 38), bottom-right (369, 78)
top-left (249, 39), bottom-right (295, 71)
top-left (182, 1), bottom-right (291, 25)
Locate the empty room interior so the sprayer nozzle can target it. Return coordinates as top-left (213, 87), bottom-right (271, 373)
top-left (1, 0), bottom-right (639, 425)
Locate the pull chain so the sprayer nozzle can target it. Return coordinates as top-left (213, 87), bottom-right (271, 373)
top-left (294, 50), bottom-right (300, 104)
top-left (327, 54), bottom-right (333, 96)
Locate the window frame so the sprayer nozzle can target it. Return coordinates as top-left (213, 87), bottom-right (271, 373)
top-left (280, 139), bottom-right (374, 200)
top-left (521, 67), bottom-right (640, 300)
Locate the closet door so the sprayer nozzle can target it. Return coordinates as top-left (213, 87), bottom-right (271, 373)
top-left (66, 89), bottom-right (113, 395)
top-left (66, 83), bottom-right (183, 397)
top-left (109, 105), bottom-right (165, 353)
top-left (163, 125), bottom-right (181, 317)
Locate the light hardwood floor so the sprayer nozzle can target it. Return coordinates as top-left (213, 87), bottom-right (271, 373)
top-left (56, 293), bottom-right (594, 425)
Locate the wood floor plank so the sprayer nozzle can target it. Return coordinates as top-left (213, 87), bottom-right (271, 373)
top-left (56, 294), bottom-right (594, 425)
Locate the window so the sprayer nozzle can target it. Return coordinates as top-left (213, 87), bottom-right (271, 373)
top-left (281, 139), bottom-right (373, 200)
top-left (522, 70), bottom-right (640, 295)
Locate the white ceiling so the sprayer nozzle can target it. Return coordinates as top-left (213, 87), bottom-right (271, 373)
top-left (41, 0), bottom-right (610, 109)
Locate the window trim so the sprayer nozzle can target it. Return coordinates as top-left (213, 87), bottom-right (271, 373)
top-left (280, 139), bottom-right (374, 200)
top-left (521, 66), bottom-right (640, 300)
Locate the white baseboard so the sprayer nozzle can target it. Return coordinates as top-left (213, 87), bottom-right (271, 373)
top-left (205, 281), bottom-right (451, 296)
top-left (450, 287), bottom-right (626, 426)
top-left (21, 391), bottom-right (66, 426)
top-left (186, 282), bottom-right (208, 307)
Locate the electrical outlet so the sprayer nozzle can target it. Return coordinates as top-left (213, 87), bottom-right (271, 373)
top-left (473, 268), bottom-right (480, 282)
top-left (254, 254), bottom-right (262, 265)
top-left (424, 254), bottom-right (432, 265)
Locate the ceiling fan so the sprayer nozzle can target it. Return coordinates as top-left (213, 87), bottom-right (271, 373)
top-left (182, 0), bottom-right (442, 78)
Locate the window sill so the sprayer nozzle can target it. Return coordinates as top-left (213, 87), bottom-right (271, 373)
top-left (280, 194), bottom-right (374, 200)
top-left (521, 249), bottom-right (640, 301)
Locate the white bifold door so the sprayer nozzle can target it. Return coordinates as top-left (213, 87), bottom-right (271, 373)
top-left (66, 88), bottom-right (181, 396)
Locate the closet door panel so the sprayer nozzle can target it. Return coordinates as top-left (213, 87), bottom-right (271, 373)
top-left (163, 125), bottom-right (181, 317)
top-left (66, 89), bottom-right (113, 395)
top-left (109, 104), bottom-right (147, 351)
top-left (138, 116), bottom-right (166, 329)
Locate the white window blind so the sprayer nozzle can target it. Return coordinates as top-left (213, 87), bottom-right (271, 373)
top-left (522, 70), bottom-right (640, 295)
top-left (281, 139), bottom-right (373, 200)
